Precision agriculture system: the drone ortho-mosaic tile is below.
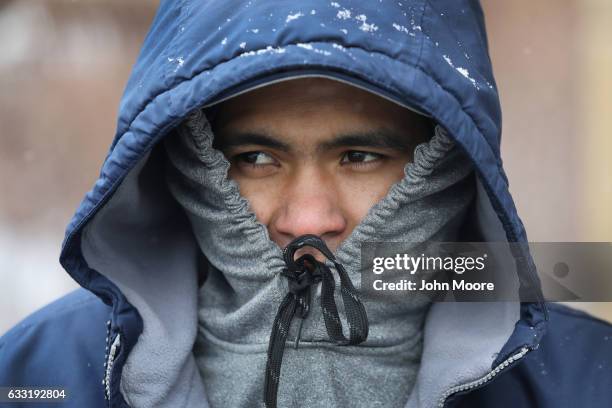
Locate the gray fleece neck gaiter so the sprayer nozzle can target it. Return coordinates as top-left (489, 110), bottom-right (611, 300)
top-left (163, 108), bottom-right (475, 408)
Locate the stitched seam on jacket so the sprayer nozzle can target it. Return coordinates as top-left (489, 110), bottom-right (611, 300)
top-left (413, 0), bottom-right (428, 69)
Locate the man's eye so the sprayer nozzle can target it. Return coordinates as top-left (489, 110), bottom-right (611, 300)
top-left (340, 151), bottom-right (383, 164)
top-left (237, 151), bottom-right (276, 165)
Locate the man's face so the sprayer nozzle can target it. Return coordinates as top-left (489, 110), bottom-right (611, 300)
top-left (212, 78), bottom-right (431, 257)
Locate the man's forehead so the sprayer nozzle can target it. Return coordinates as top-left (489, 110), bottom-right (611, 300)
top-left (210, 78), bottom-right (422, 125)
top-left (208, 77), bottom-right (432, 151)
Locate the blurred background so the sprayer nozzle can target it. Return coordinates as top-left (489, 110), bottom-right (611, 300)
top-left (0, 0), bottom-right (610, 333)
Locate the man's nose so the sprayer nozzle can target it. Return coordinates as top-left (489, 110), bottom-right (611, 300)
top-left (273, 168), bottom-right (347, 242)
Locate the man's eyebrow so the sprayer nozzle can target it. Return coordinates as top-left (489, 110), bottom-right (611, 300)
top-left (214, 132), bottom-right (291, 152)
top-left (316, 130), bottom-right (415, 153)
top-left (214, 129), bottom-right (417, 153)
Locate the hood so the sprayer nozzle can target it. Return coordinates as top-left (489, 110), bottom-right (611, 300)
top-left (59, 1), bottom-right (548, 407)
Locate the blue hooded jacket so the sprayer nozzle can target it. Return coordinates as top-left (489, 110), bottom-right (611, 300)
top-left (1, 1), bottom-right (611, 407)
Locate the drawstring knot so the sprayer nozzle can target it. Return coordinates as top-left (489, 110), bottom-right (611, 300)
top-left (282, 257), bottom-right (321, 298)
top-left (281, 255), bottom-right (321, 320)
top-left (264, 234), bottom-right (369, 408)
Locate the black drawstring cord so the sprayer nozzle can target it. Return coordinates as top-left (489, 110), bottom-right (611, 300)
top-left (263, 234), bottom-right (369, 408)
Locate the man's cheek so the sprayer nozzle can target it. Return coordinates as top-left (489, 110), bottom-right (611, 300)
top-left (235, 182), bottom-right (277, 226)
top-left (338, 175), bottom-right (399, 218)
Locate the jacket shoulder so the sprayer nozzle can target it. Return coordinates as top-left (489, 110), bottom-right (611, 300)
top-left (0, 289), bottom-right (111, 407)
top-left (545, 302), bottom-right (612, 329)
top-left (1, 288), bottom-right (110, 341)
top-left (455, 303), bottom-right (612, 408)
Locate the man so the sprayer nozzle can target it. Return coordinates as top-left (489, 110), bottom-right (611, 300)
top-left (1, 1), bottom-right (611, 408)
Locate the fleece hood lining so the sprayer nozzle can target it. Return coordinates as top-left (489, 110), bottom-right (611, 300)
top-left (167, 107), bottom-right (285, 281)
top-left (165, 105), bottom-right (474, 282)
